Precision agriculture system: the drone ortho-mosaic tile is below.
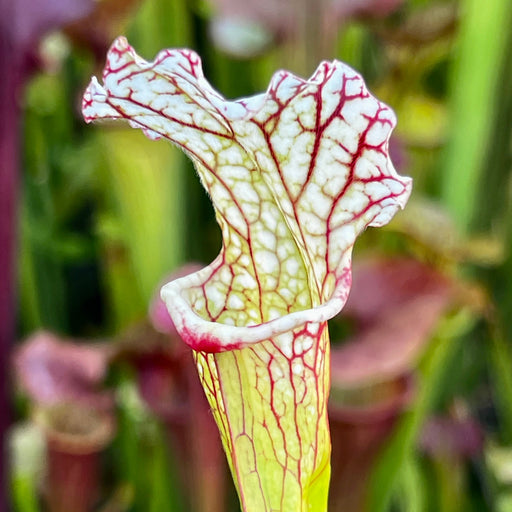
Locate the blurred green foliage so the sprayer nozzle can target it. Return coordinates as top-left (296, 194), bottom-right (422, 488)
top-left (11, 0), bottom-right (512, 511)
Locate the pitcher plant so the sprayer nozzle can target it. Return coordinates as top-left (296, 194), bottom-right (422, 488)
top-left (82, 36), bottom-right (411, 511)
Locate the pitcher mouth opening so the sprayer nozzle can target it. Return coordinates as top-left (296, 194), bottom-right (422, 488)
top-left (160, 263), bottom-right (352, 353)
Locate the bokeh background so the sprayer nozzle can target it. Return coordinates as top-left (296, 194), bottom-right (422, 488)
top-left (3, 0), bottom-right (512, 510)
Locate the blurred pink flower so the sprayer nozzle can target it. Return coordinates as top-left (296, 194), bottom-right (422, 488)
top-left (420, 413), bottom-right (483, 460)
top-left (14, 331), bottom-right (115, 512)
top-left (328, 257), bottom-right (459, 511)
top-left (209, 0), bottom-right (403, 39)
top-left (208, 0), bottom-right (404, 56)
top-left (331, 257), bottom-right (455, 387)
top-left (14, 331), bottom-right (113, 410)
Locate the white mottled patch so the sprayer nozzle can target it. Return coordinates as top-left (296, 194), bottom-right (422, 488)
top-left (364, 148), bottom-right (387, 169)
top-left (324, 118), bottom-right (358, 154)
top-left (302, 337), bottom-right (314, 352)
top-left (260, 208), bottom-right (278, 232)
top-left (253, 150), bottom-right (276, 175)
top-left (308, 323), bottom-right (319, 335)
top-left (380, 196), bottom-right (401, 208)
top-left (258, 230), bottom-right (277, 252)
top-left (292, 362), bottom-right (303, 375)
top-left (339, 187), bottom-right (370, 214)
top-left (232, 311), bottom-right (247, 325)
top-left (236, 92), bottom-right (266, 115)
top-left (192, 109), bottom-right (222, 134)
top-left (299, 211), bottom-right (325, 236)
top-left (279, 287), bottom-right (294, 303)
top-left (292, 92), bottom-right (315, 117)
top-left (151, 94), bottom-right (174, 112)
top-left (223, 203), bottom-right (248, 235)
top-left (235, 272), bottom-right (257, 290)
top-left (328, 225), bottom-right (356, 268)
top-left (319, 71), bottom-right (342, 125)
top-left (205, 284), bottom-right (225, 308)
top-left (220, 164), bottom-right (249, 187)
top-left (365, 181), bottom-right (389, 202)
top-left (285, 257), bottom-right (300, 276)
top-left (230, 180), bottom-right (259, 204)
top-left (270, 360), bottom-right (284, 379)
top-left (302, 182), bottom-right (331, 218)
top-left (192, 296), bottom-right (205, 313)
top-left (221, 101), bottom-right (248, 119)
top-left (293, 339), bottom-right (304, 355)
top-left (321, 169), bottom-right (349, 198)
top-left (277, 331), bottom-right (293, 358)
top-left (379, 107), bottom-right (396, 124)
top-left (353, 156), bottom-right (379, 180)
top-left (382, 176), bottom-right (404, 194)
top-left (218, 265), bottom-right (232, 284)
top-left (328, 138), bottom-right (353, 165)
top-left (274, 74), bottom-right (304, 103)
top-left (262, 274), bottom-right (278, 290)
top-left (313, 150), bottom-right (336, 181)
top-left (269, 131), bottom-right (291, 161)
top-left (239, 200), bottom-right (260, 224)
top-left (220, 145), bottom-right (246, 166)
top-left (343, 73), bottom-right (362, 96)
top-left (239, 254), bottom-right (251, 267)
top-left (296, 290), bottom-right (311, 308)
top-left (334, 222), bottom-right (356, 243)
top-left (288, 278), bottom-right (298, 290)
top-left (280, 133), bottom-right (314, 196)
top-left (227, 293), bottom-right (245, 310)
top-left (365, 121), bottom-right (387, 147)
top-left (342, 98), bottom-right (371, 131)
top-left (247, 308), bottom-right (260, 324)
top-left (255, 250), bottom-right (280, 275)
top-left (276, 217), bottom-right (290, 237)
top-left (280, 108), bottom-right (303, 136)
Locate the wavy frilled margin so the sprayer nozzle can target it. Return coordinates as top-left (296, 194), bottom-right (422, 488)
top-left (83, 36), bottom-right (412, 512)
